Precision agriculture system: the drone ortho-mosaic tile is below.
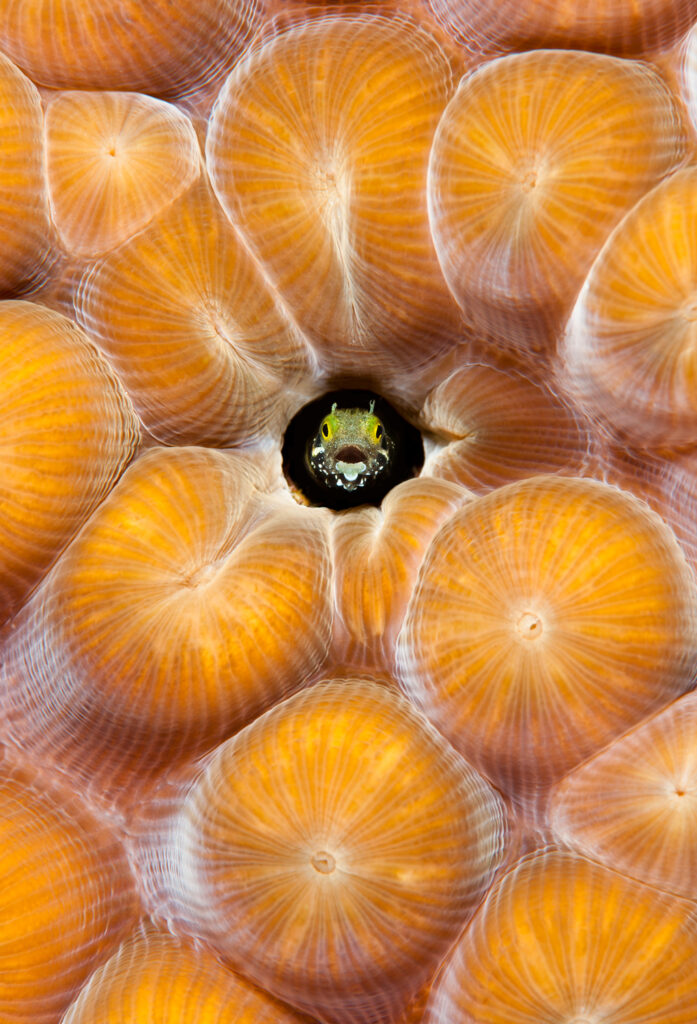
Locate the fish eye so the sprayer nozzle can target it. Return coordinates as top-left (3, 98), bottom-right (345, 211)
top-left (321, 419), bottom-right (330, 439)
top-left (375, 423), bottom-right (383, 441)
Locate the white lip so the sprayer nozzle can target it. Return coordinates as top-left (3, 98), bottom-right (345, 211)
top-left (336, 461), bottom-right (366, 482)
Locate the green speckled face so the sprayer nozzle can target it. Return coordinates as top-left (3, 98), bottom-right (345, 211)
top-left (306, 401), bottom-right (394, 492)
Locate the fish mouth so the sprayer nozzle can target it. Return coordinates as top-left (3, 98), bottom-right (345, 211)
top-left (307, 436), bottom-right (390, 491)
top-left (334, 444), bottom-right (366, 463)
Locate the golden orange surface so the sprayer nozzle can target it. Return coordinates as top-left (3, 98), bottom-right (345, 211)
top-left (421, 363), bottom-right (591, 489)
top-left (62, 929), bottom-right (310, 1024)
top-left (0, 300), bottom-right (138, 623)
top-left (0, 758), bottom-right (136, 1021)
top-left (76, 181), bottom-right (314, 446)
top-left (427, 48), bottom-right (687, 351)
top-left (551, 689), bottom-right (697, 900)
top-left (166, 679), bottom-right (506, 1023)
top-left (427, 0), bottom-right (697, 57)
top-left (0, 447), bottom-right (333, 784)
top-left (0, 0), bottom-right (264, 95)
top-left (427, 849), bottom-right (697, 1023)
top-left (0, 52), bottom-right (51, 292)
top-left (0, 5), bottom-right (695, 1022)
top-left (564, 166), bottom-right (697, 446)
top-left (332, 476), bottom-right (467, 668)
top-left (206, 12), bottom-right (464, 387)
top-left (397, 475), bottom-right (697, 798)
top-left (45, 90), bottom-right (201, 257)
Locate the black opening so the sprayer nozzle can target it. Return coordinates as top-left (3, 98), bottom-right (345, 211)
top-left (282, 389), bottom-right (424, 511)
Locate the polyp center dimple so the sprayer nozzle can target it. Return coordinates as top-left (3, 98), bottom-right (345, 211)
top-left (313, 156), bottom-right (352, 241)
top-left (671, 783), bottom-right (696, 799)
top-left (311, 850), bottom-right (336, 875)
top-left (200, 303), bottom-right (240, 351)
top-left (520, 168), bottom-right (538, 193)
top-left (181, 562), bottom-right (220, 588)
top-left (516, 611), bottom-right (543, 640)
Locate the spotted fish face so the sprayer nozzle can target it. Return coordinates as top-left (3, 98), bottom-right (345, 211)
top-left (306, 401), bottom-right (394, 492)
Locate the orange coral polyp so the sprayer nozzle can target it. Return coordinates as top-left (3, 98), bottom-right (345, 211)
top-left (331, 476), bottom-right (468, 668)
top-left (0, 300), bottom-right (138, 624)
top-left (421, 363), bottom-right (591, 489)
top-left (0, 52), bottom-right (52, 293)
top-left (564, 166), bottom-right (697, 447)
top-left (0, 0), bottom-right (265, 96)
top-left (45, 90), bottom-right (201, 257)
top-left (0, 447), bottom-right (333, 782)
top-left (427, 49), bottom-right (687, 352)
top-left (206, 13), bottom-right (463, 385)
top-left (397, 475), bottom-right (697, 798)
top-left (62, 929), bottom-right (310, 1024)
top-left (551, 689), bottom-right (697, 900)
top-left (0, 760), bottom-right (136, 1021)
top-left (164, 679), bottom-right (507, 1024)
top-left (427, 0), bottom-right (697, 58)
top-left (426, 849), bottom-right (697, 1024)
top-left (76, 182), bottom-right (314, 448)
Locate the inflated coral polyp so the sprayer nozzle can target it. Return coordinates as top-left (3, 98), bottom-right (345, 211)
top-left (427, 49), bottom-right (687, 352)
top-left (331, 476), bottom-right (468, 669)
top-left (62, 929), bottom-right (309, 1024)
top-left (0, 0), bottom-right (265, 96)
top-left (76, 181), bottom-right (313, 447)
top-left (0, 300), bottom-right (138, 624)
top-left (551, 689), bottom-right (697, 901)
top-left (45, 90), bottom-right (201, 257)
top-left (206, 13), bottom-right (463, 386)
top-left (681, 21), bottom-right (697, 136)
top-left (420, 363), bottom-right (591, 490)
top-left (163, 679), bottom-right (506, 1024)
top-left (397, 475), bottom-right (697, 799)
top-left (564, 167), bottom-right (697, 448)
top-left (0, 52), bottom-right (51, 293)
top-left (0, 447), bottom-right (333, 787)
top-left (426, 0), bottom-right (697, 58)
top-left (426, 849), bottom-right (697, 1024)
top-left (0, 757), bottom-right (136, 1022)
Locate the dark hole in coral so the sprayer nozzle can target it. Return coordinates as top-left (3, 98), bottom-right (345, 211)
top-left (283, 389), bottom-right (424, 511)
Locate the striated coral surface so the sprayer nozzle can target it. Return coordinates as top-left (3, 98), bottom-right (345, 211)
top-left (0, 3), bottom-right (696, 1023)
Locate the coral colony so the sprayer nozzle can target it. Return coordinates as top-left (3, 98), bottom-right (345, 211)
top-left (0, 1), bottom-right (697, 1021)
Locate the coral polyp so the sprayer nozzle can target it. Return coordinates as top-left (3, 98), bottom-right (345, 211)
top-left (396, 475), bottom-right (697, 800)
top-left (427, 48), bottom-right (687, 352)
top-left (426, 849), bottom-right (697, 1024)
top-left (158, 680), bottom-right (506, 1023)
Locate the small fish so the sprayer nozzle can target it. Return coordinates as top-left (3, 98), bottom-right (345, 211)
top-left (306, 400), bottom-right (394, 492)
